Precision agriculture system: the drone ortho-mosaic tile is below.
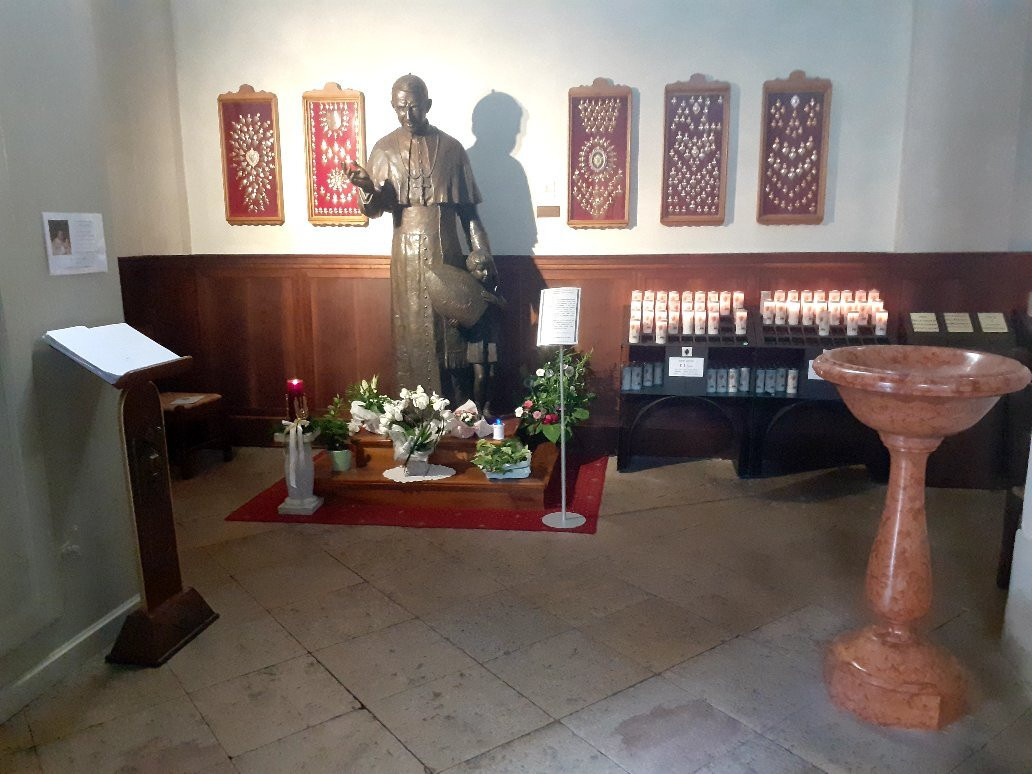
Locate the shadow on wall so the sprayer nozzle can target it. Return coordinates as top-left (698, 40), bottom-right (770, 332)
top-left (466, 91), bottom-right (537, 256)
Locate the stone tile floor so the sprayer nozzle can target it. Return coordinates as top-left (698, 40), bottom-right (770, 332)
top-left (3, 447), bottom-right (1030, 773)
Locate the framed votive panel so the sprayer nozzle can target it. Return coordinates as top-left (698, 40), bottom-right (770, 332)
top-left (302, 83), bottom-right (367, 226)
top-left (568, 78), bottom-right (632, 228)
top-left (661, 75), bottom-right (730, 226)
top-left (217, 84), bottom-right (284, 225)
top-left (757, 70), bottom-right (831, 225)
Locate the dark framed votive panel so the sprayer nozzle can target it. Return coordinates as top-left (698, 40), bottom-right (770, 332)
top-left (757, 70), bottom-right (831, 225)
top-left (568, 78), bottom-right (632, 229)
top-left (661, 74), bottom-right (730, 226)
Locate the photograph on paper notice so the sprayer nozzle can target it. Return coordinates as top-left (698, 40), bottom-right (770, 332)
top-left (42, 212), bottom-right (107, 275)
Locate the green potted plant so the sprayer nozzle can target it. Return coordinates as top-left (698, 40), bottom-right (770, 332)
top-left (515, 349), bottom-right (595, 443)
top-left (310, 394), bottom-right (354, 472)
top-left (471, 438), bottom-right (532, 479)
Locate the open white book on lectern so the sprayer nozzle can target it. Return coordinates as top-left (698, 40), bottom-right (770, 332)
top-left (43, 323), bottom-right (182, 385)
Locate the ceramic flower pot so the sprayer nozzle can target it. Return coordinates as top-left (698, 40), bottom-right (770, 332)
top-left (328, 448), bottom-right (352, 472)
top-left (484, 460), bottom-right (532, 480)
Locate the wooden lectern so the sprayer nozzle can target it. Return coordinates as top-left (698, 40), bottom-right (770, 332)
top-left (44, 324), bottom-right (218, 666)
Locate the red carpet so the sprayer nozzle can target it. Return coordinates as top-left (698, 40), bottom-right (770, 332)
top-left (225, 455), bottom-right (607, 533)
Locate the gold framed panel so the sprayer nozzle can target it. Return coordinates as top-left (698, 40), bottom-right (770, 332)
top-left (217, 84), bottom-right (284, 225)
top-left (302, 83), bottom-right (367, 226)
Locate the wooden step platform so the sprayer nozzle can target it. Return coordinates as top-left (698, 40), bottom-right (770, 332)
top-left (314, 439), bottom-right (557, 511)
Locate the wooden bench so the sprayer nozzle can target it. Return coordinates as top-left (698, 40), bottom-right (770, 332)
top-left (159, 392), bottom-right (233, 479)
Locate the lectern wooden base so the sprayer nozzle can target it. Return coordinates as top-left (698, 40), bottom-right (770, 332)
top-left (109, 378), bottom-right (217, 667)
top-left (107, 588), bottom-right (218, 667)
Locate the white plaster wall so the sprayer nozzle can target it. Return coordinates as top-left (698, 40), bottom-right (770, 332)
top-left (171, 0), bottom-right (913, 256)
top-left (0, 0), bottom-right (187, 720)
top-left (1009, 10), bottom-right (1032, 250)
top-left (896, 0), bottom-right (1032, 251)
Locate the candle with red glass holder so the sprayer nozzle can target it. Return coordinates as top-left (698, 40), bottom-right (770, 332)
top-left (286, 378), bottom-right (308, 421)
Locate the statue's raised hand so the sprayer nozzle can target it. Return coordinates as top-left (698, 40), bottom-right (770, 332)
top-left (346, 163), bottom-right (375, 194)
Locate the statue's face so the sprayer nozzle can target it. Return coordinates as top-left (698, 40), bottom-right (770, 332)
top-left (392, 88), bottom-right (431, 136)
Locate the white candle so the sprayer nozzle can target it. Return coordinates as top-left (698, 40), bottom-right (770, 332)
top-left (735, 308), bottom-right (748, 335)
top-left (829, 289), bottom-right (841, 303)
top-left (668, 309), bottom-right (680, 336)
top-left (762, 300), bottom-right (775, 325)
top-left (694, 291), bottom-right (706, 308)
top-left (788, 289), bottom-right (799, 302)
top-left (642, 303), bottom-right (654, 335)
top-left (492, 419), bottom-right (505, 440)
top-left (694, 309), bottom-right (706, 335)
top-left (814, 289), bottom-right (826, 303)
top-left (727, 368), bottom-right (738, 393)
top-left (719, 291), bottom-right (732, 316)
top-left (841, 290), bottom-right (853, 304)
top-left (869, 288), bottom-right (880, 302)
top-left (857, 307), bottom-right (870, 326)
top-left (774, 302), bottom-right (787, 325)
top-left (631, 289), bottom-right (644, 304)
top-left (708, 290), bottom-right (719, 307)
top-left (655, 315), bottom-right (668, 344)
top-left (668, 290), bottom-right (680, 309)
top-left (786, 368), bottom-right (799, 396)
top-left (787, 301), bottom-right (801, 325)
top-left (801, 302), bottom-right (814, 326)
top-left (817, 307), bottom-right (831, 336)
top-left (875, 310), bottom-right (889, 336)
top-left (682, 311), bottom-right (694, 335)
top-left (829, 303), bottom-right (842, 326)
top-left (628, 318), bottom-right (641, 343)
top-left (760, 290), bottom-right (772, 302)
top-left (846, 311), bottom-right (859, 336)
top-left (856, 289), bottom-right (867, 304)
top-left (801, 290), bottom-right (813, 303)
top-left (733, 290), bottom-right (745, 310)
top-left (774, 289), bottom-right (786, 302)
top-left (707, 310), bottom-right (720, 335)
top-left (682, 291), bottom-right (693, 312)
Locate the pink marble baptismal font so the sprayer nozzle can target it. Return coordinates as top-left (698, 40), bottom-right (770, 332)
top-left (813, 345), bottom-right (1030, 730)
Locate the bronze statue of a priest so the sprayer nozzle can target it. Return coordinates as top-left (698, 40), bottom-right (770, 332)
top-left (348, 74), bottom-right (501, 406)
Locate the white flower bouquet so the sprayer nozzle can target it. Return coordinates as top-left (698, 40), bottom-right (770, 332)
top-left (448, 399), bottom-right (494, 439)
top-left (378, 385), bottom-right (454, 470)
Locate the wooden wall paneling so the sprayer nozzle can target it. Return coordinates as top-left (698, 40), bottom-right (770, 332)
top-left (307, 274), bottom-right (393, 409)
top-left (120, 252), bottom-right (1032, 452)
top-left (198, 270), bottom-right (293, 419)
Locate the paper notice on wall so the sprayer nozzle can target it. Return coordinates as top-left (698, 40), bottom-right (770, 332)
top-left (668, 356), bottom-right (705, 378)
top-left (42, 212), bottom-right (107, 275)
top-left (977, 312), bottom-right (1008, 333)
top-left (537, 287), bottom-right (581, 346)
top-left (909, 312), bottom-right (940, 333)
top-left (943, 313), bottom-right (974, 333)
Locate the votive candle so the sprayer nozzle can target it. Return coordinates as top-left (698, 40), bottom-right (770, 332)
top-left (732, 290), bottom-right (745, 310)
top-left (492, 419), bottom-right (505, 440)
top-left (735, 308), bottom-right (748, 335)
top-left (707, 310), bottom-right (720, 335)
top-left (719, 291), bottom-right (732, 316)
top-left (787, 301), bottom-right (801, 326)
top-left (817, 307), bottom-right (831, 336)
top-left (875, 310), bottom-right (889, 336)
top-left (846, 311), bottom-right (860, 336)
